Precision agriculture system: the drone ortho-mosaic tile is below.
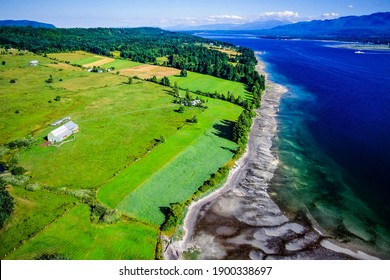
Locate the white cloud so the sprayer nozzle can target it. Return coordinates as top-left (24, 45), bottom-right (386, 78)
top-left (208, 15), bottom-right (244, 20)
top-left (260, 11), bottom-right (300, 19)
top-left (322, 12), bottom-right (340, 19)
top-left (348, 4), bottom-right (354, 8)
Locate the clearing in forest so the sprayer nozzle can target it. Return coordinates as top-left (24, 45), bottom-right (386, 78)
top-left (120, 64), bottom-right (180, 79)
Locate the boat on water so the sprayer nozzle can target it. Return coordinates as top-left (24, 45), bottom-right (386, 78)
top-left (355, 50), bottom-right (365, 54)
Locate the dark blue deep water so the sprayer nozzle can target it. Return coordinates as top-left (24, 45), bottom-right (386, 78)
top-left (201, 34), bottom-right (390, 255)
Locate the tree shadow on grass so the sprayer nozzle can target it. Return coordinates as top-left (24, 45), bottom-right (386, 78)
top-left (212, 120), bottom-right (235, 141)
top-left (159, 206), bottom-right (171, 221)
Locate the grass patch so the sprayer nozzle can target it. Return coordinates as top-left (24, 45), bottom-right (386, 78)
top-left (0, 186), bottom-right (77, 259)
top-left (118, 122), bottom-right (237, 225)
top-left (98, 98), bottom-right (242, 225)
top-left (5, 204), bottom-right (158, 260)
top-left (100, 59), bottom-right (142, 70)
top-left (120, 64), bottom-right (180, 79)
top-left (169, 71), bottom-right (251, 100)
top-left (47, 51), bottom-right (95, 63)
top-left (73, 56), bottom-right (102, 66)
top-left (156, 56), bottom-right (168, 65)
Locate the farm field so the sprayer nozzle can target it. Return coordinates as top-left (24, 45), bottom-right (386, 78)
top-left (1, 50), bottom-right (246, 259)
top-left (169, 71), bottom-right (251, 100)
top-left (99, 98), bottom-right (241, 225)
top-left (0, 186), bottom-right (77, 259)
top-left (47, 50), bottom-right (96, 63)
top-left (5, 204), bottom-right (158, 260)
top-left (99, 59), bottom-right (142, 70)
top-left (120, 64), bottom-right (180, 79)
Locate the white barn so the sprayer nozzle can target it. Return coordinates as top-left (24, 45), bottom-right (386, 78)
top-left (48, 121), bottom-right (79, 143)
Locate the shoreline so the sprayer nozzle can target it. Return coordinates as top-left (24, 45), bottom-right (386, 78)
top-left (163, 55), bottom-right (380, 260)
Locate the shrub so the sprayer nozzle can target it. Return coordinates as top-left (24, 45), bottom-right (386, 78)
top-left (10, 166), bottom-right (26, 175)
top-left (34, 253), bottom-right (68, 260)
top-left (0, 182), bottom-right (15, 228)
top-left (176, 106), bottom-right (185, 113)
top-left (0, 174), bottom-right (29, 186)
top-left (10, 79), bottom-right (16, 83)
top-left (7, 136), bottom-right (35, 149)
top-left (25, 182), bottom-right (41, 192)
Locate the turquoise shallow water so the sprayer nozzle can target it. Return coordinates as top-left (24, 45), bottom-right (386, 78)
top-left (200, 34), bottom-right (390, 257)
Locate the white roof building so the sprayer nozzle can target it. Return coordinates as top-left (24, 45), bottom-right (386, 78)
top-left (29, 60), bottom-right (38, 66)
top-left (50, 116), bottom-right (71, 126)
top-left (48, 121), bottom-right (79, 143)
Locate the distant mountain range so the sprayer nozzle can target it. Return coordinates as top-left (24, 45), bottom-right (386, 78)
top-left (259, 12), bottom-right (390, 40)
top-left (173, 12), bottom-right (390, 43)
top-left (0, 20), bottom-right (55, 28)
top-left (169, 19), bottom-right (292, 31)
top-left (1, 12), bottom-right (389, 42)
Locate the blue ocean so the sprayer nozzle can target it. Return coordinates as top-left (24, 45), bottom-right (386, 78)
top-left (201, 34), bottom-right (390, 255)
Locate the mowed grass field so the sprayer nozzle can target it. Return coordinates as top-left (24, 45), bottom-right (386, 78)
top-left (0, 186), bottom-right (77, 259)
top-left (1, 50), bottom-right (246, 259)
top-left (5, 204), bottom-right (158, 260)
top-left (99, 98), bottom-right (241, 225)
top-left (169, 71), bottom-right (251, 100)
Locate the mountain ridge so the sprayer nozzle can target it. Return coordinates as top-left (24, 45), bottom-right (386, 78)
top-left (0, 20), bottom-right (55, 28)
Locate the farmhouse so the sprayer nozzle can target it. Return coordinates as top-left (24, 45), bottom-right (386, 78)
top-left (48, 121), bottom-right (79, 143)
top-left (29, 60), bottom-right (38, 66)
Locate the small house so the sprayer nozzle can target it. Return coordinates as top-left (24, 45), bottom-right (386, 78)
top-left (48, 121), bottom-right (79, 143)
top-left (29, 60), bottom-right (38, 66)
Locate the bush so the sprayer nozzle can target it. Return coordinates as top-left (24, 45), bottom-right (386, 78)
top-left (25, 182), bottom-right (41, 192)
top-left (0, 174), bottom-right (29, 186)
top-left (0, 182), bottom-right (15, 228)
top-left (10, 166), bottom-right (26, 175)
top-left (189, 115), bottom-right (198, 123)
top-left (176, 106), bottom-right (185, 113)
top-left (10, 79), bottom-right (16, 83)
top-left (90, 203), bottom-right (120, 224)
top-left (7, 136), bottom-right (35, 149)
top-left (2, 61), bottom-right (5, 65)
top-left (35, 253), bottom-right (68, 260)
top-left (55, 96), bottom-right (61, 101)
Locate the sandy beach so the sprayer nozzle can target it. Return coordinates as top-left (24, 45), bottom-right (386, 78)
top-left (163, 55), bottom-right (380, 260)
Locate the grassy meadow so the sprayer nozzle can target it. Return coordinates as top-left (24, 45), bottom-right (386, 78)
top-left (5, 204), bottom-right (158, 260)
top-left (0, 50), bottom-right (246, 259)
top-left (169, 71), bottom-right (251, 100)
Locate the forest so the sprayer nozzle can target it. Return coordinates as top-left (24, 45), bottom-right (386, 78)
top-left (0, 26), bottom-right (264, 89)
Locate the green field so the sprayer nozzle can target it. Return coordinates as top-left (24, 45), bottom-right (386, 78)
top-left (169, 71), bottom-right (251, 100)
top-left (0, 186), bottom-right (77, 259)
top-left (73, 56), bottom-right (102, 66)
top-left (117, 122), bottom-right (237, 225)
top-left (1, 50), bottom-right (245, 259)
top-left (5, 204), bottom-right (157, 260)
top-left (100, 59), bottom-right (142, 70)
top-left (47, 51), bottom-right (95, 63)
top-left (99, 98), bottom-right (241, 225)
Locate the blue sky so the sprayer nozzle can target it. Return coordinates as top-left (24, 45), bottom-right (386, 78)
top-left (1, 0), bottom-right (389, 27)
